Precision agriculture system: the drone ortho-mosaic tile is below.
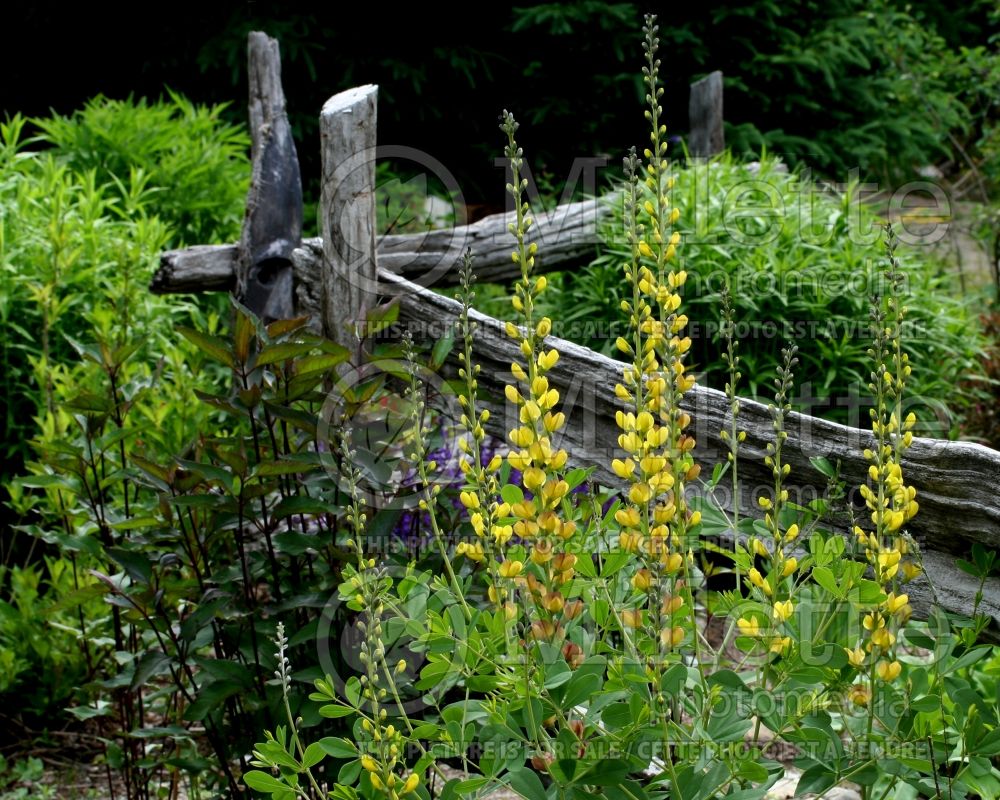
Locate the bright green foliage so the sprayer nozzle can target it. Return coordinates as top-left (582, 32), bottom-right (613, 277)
top-left (0, 557), bottom-right (105, 717)
top-left (511, 1), bottom-right (996, 184)
top-left (12, 299), bottom-right (421, 795)
top-left (536, 152), bottom-right (984, 428)
top-left (33, 91), bottom-right (250, 247)
top-left (0, 119), bottom-right (219, 477)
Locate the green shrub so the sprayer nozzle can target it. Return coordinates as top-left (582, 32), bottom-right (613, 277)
top-left (0, 557), bottom-right (106, 718)
top-left (527, 152), bottom-right (985, 431)
top-left (0, 112), bottom-right (225, 484)
top-left (32, 91), bottom-right (249, 247)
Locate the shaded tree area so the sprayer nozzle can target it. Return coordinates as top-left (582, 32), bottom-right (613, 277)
top-left (4, 2), bottom-right (996, 214)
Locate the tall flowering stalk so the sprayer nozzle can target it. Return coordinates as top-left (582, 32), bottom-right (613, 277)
top-left (453, 250), bottom-right (511, 617)
top-left (610, 16), bottom-right (703, 730)
top-left (719, 282), bottom-right (746, 534)
top-left (741, 345), bottom-right (803, 748)
top-left (742, 346), bottom-right (801, 671)
top-left (496, 110), bottom-right (578, 641)
top-left (338, 430), bottom-right (422, 800)
top-left (402, 334), bottom-right (472, 621)
top-left (850, 225), bottom-right (919, 697)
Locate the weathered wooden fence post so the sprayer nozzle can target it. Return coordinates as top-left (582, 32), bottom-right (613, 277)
top-left (319, 85), bottom-right (379, 358)
top-left (237, 32), bottom-right (303, 321)
top-left (689, 70), bottom-right (725, 158)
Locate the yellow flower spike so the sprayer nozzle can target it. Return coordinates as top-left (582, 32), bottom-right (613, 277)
top-left (772, 600), bottom-right (794, 623)
top-left (876, 660), bottom-right (902, 682)
top-left (499, 560), bottom-right (524, 579)
top-left (737, 617), bottom-right (760, 638)
top-left (845, 646), bottom-right (866, 668)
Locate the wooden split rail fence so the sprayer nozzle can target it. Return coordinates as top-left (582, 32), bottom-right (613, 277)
top-left (151, 34), bottom-right (1000, 638)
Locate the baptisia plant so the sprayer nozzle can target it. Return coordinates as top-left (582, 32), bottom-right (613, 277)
top-left (239, 13), bottom-right (999, 800)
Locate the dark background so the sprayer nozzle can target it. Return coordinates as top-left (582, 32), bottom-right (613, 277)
top-left (3, 2), bottom-right (994, 213)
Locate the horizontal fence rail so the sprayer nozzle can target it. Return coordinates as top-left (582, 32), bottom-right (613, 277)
top-left (152, 198), bottom-right (608, 294)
